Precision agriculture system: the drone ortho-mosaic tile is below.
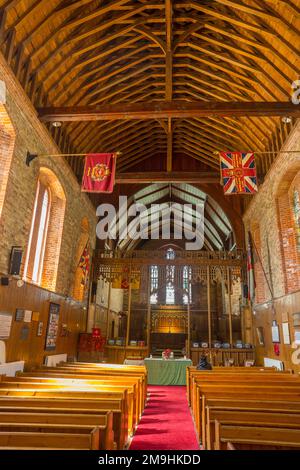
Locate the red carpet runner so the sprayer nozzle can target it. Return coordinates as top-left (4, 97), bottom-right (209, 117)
top-left (130, 386), bottom-right (200, 450)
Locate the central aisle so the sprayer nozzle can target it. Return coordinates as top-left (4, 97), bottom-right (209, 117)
top-left (130, 385), bottom-right (200, 450)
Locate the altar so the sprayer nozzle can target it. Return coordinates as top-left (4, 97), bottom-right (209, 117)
top-left (144, 358), bottom-right (192, 385)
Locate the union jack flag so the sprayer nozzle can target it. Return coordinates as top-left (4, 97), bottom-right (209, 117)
top-left (220, 152), bottom-right (258, 195)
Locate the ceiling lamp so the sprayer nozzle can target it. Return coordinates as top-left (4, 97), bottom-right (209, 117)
top-left (52, 121), bottom-right (62, 128)
top-left (282, 116), bottom-right (292, 124)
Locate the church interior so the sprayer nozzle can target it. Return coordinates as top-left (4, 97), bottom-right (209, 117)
top-left (0, 0), bottom-right (300, 452)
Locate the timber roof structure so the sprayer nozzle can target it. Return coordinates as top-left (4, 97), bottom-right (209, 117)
top-left (1, 0), bottom-right (299, 181)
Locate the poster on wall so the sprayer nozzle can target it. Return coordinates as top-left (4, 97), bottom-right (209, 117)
top-left (24, 310), bottom-right (32, 323)
top-left (45, 303), bottom-right (60, 351)
top-left (282, 322), bottom-right (291, 345)
top-left (15, 309), bottom-right (24, 322)
top-left (0, 313), bottom-right (13, 339)
top-left (271, 320), bottom-right (280, 343)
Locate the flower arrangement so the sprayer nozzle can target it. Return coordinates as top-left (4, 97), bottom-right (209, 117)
top-left (162, 348), bottom-right (172, 359)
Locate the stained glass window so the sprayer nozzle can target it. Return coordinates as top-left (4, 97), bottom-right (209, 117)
top-left (293, 189), bottom-right (300, 251)
top-left (150, 265), bottom-right (158, 304)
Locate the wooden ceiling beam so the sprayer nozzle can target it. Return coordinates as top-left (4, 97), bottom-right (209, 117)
top-left (212, 0), bottom-right (281, 22)
top-left (178, 2), bottom-right (276, 36)
top-left (173, 141), bottom-right (219, 169)
top-left (115, 171), bottom-right (220, 184)
top-left (38, 101), bottom-right (300, 122)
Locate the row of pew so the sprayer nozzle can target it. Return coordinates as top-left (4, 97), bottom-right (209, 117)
top-left (0, 361), bottom-right (147, 450)
top-left (187, 366), bottom-right (300, 450)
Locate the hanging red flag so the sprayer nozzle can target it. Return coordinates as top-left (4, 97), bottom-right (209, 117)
top-left (81, 153), bottom-right (116, 193)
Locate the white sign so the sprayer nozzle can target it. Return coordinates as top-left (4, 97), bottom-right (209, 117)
top-left (282, 322), bottom-right (291, 345)
top-left (24, 310), bottom-right (32, 323)
top-left (0, 80), bottom-right (6, 105)
top-left (0, 313), bottom-right (13, 339)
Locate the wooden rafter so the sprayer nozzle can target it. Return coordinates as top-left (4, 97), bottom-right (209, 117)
top-left (38, 101), bottom-right (300, 121)
top-left (0, 0), bottom-right (298, 185)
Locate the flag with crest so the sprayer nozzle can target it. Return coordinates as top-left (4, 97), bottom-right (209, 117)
top-left (82, 153), bottom-right (116, 193)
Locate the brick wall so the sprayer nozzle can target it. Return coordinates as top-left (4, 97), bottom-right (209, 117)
top-left (244, 119), bottom-right (300, 371)
top-left (244, 120), bottom-right (300, 302)
top-left (0, 52), bottom-right (96, 296)
top-left (0, 103), bottom-right (15, 219)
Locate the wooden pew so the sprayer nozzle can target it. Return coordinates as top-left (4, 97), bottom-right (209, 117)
top-left (199, 390), bottom-right (300, 447)
top-left (0, 378), bottom-right (138, 431)
top-left (0, 362), bottom-right (147, 450)
top-left (214, 421), bottom-right (300, 450)
top-left (187, 371), bottom-right (300, 446)
top-left (187, 366), bottom-right (300, 450)
top-left (0, 429), bottom-right (99, 450)
top-left (192, 374), bottom-right (300, 421)
top-left (206, 409), bottom-right (300, 450)
top-left (0, 411), bottom-right (114, 450)
top-left (188, 370), bottom-right (297, 407)
top-left (0, 395), bottom-right (127, 449)
top-left (11, 372), bottom-right (143, 419)
top-left (36, 365), bottom-right (147, 407)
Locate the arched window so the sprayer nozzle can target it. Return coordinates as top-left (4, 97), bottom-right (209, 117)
top-left (183, 266), bottom-right (192, 304)
top-left (0, 103), bottom-right (15, 220)
top-left (150, 265), bottom-right (158, 304)
top-left (24, 182), bottom-right (51, 285)
top-left (166, 248), bottom-right (175, 304)
top-left (24, 168), bottom-right (66, 291)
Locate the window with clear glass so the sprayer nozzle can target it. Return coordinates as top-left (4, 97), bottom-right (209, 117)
top-left (183, 265), bottom-right (192, 304)
top-left (150, 265), bottom-right (158, 304)
top-left (24, 182), bottom-right (51, 285)
top-left (166, 265), bottom-right (175, 304)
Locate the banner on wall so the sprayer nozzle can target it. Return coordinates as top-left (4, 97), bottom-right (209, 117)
top-left (220, 151), bottom-right (258, 195)
top-left (112, 275), bottom-right (140, 290)
top-left (81, 153), bottom-right (116, 193)
top-left (79, 242), bottom-right (90, 286)
top-left (45, 303), bottom-right (60, 351)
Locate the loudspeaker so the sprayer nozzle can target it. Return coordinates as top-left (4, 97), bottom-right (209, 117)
top-left (1, 277), bottom-right (9, 286)
top-left (9, 246), bottom-right (23, 276)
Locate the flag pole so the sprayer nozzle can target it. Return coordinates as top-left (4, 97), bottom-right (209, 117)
top-left (214, 150), bottom-right (300, 155)
top-left (26, 151), bottom-right (121, 166)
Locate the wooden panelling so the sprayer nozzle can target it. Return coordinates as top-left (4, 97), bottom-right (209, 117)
top-left (253, 291), bottom-right (300, 373)
top-left (104, 346), bottom-right (149, 364)
top-left (0, 278), bottom-right (86, 369)
top-left (190, 348), bottom-right (255, 367)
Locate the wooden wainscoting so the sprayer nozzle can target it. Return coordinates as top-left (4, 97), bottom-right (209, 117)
top-left (0, 277), bottom-right (86, 369)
